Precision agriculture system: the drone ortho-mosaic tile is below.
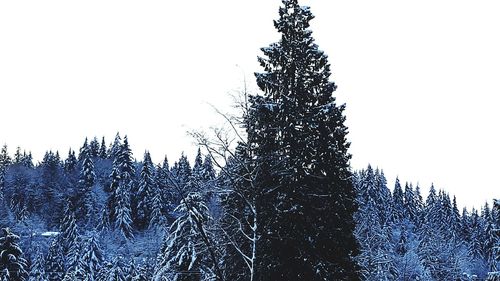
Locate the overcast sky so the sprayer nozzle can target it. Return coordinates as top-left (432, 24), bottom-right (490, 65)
top-left (1, 0), bottom-right (499, 209)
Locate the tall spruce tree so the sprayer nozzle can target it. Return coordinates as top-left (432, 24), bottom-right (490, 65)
top-left (99, 137), bottom-right (107, 159)
top-left (114, 181), bottom-right (134, 240)
top-left (135, 151), bottom-right (155, 230)
top-left (392, 178), bottom-right (404, 223)
top-left (108, 133), bottom-right (122, 160)
top-left (45, 238), bottom-right (65, 281)
top-left (113, 136), bottom-right (134, 240)
top-left (60, 202), bottom-right (80, 267)
top-left (79, 145), bottom-right (97, 227)
top-left (154, 159), bottom-right (171, 223)
top-left (192, 148), bottom-right (204, 182)
top-left (13, 147), bottom-right (22, 165)
top-left (246, 0), bottom-right (360, 279)
top-left (403, 183), bottom-right (417, 223)
top-left (28, 249), bottom-right (47, 281)
top-left (80, 231), bottom-right (103, 280)
top-left (107, 166), bottom-right (121, 224)
top-left (156, 193), bottom-right (213, 281)
top-left (0, 144), bottom-right (11, 169)
top-left (64, 149), bottom-right (77, 173)
top-left (89, 137), bottom-right (100, 159)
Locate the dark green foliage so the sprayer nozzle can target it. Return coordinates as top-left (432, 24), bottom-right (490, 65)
top-left (245, 0), bottom-right (360, 279)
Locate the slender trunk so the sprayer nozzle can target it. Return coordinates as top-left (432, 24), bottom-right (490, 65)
top-left (250, 202), bottom-right (257, 281)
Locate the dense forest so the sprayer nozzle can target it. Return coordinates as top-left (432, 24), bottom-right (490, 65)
top-left (0, 0), bottom-right (498, 280)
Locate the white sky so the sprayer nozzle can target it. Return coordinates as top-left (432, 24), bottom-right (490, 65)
top-left (1, 0), bottom-right (499, 209)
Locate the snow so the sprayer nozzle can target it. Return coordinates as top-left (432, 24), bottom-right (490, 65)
top-left (40, 231), bottom-right (60, 237)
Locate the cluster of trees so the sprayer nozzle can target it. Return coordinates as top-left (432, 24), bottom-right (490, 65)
top-left (354, 166), bottom-right (500, 280)
top-left (0, 0), bottom-right (498, 280)
top-left (0, 135), bottom-right (218, 280)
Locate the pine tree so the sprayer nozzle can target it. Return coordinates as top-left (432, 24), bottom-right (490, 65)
top-left (89, 137), bottom-right (100, 159)
top-left (37, 151), bottom-right (65, 226)
top-left (0, 228), bottom-right (28, 281)
top-left (103, 258), bottom-right (126, 281)
top-left (118, 136), bottom-right (135, 181)
top-left (99, 137), bottom-right (107, 159)
top-left (9, 163), bottom-right (31, 222)
top-left (124, 259), bottom-right (139, 281)
top-left (201, 155), bottom-right (217, 203)
top-left (66, 238), bottom-right (82, 272)
top-left (156, 193), bottom-right (212, 281)
top-left (135, 151), bottom-right (155, 230)
top-left (403, 183), bottom-right (417, 223)
top-left (394, 226), bottom-right (430, 280)
top-left (78, 138), bottom-right (89, 162)
top-left (244, 0), bottom-right (361, 279)
top-left (45, 238), bottom-right (65, 281)
top-left (392, 178), bottom-right (404, 223)
top-left (414, 185), bottom-right (424, 227)
top-left (450, 195), bottom-right (461, 239)
top-left (134, 261), bottom-right (153, 281)
top-left (60, 202), bottom-right (80, 267)
top-left (354, 167), bottom-right (395, 280)
top-left (108, 133), bottom-right (122, 160)
top-left (21, 152), bottom-right (33, 169)
top-left (0, 144), bottom-right (11, 169)
top-left (172, 154), bottom-right (192, 197)
top-left (28, 249), bottom-right (47, 281)
top-left (115, 181), bottom-right (134, 240)
top-left (201, 155), bottom-right (215, 183)
top-left (155, 157), bottom-right (173, 218)
top-left (192, 148), bottom-right (204, 182)
top-left (487, 200), bottom-right (500, 280)
top-left (107, 166), bottom-right (121, 224)
top-left (97, 208), bottom-right (110, 232)
top-left (13, 147), bottom-right (22, 164)
top-left (79, 145), bottom-right (97, 227)
top-left (64, 149), bottom-right (77, 173)
top-left (375, 170), bottom-right (393, 226)
top-left (80, 231), bottom-right (103, 280)
top-left (149, 190), bottom-right (164, 229)
top-left (0, 172), bottom-right (13, 228)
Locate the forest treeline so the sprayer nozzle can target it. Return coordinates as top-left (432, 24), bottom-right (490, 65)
top-left (0, 0), bottom-right (498, 280)
top-left (0, 141), bottom-right (498, 280)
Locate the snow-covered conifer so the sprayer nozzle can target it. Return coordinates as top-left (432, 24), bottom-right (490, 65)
top-left (114, 181), bottom-right (134, 240)
top-left (156, 193), bottom-right (212, 280)
top-left (392, 178), bottom-right (404, 223)
top-left (45, 238), bottom-right (65, 281)
top-left (80, 231), bottom-right (104, 280)
top-left (135, 151), bottom-right (155, 230)
top-left (108, 133), bottom-right (122, 160)
top-left (28, 249), bottom-right (47, 281)
top-left (248, 0), bottom-right (360, 278)
top-left (0, 228), bottom-right (28, 281)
